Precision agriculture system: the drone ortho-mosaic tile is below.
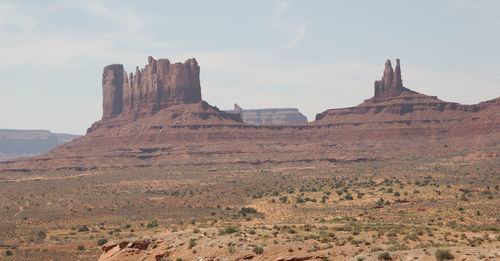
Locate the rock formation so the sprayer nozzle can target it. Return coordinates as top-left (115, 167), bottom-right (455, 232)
top-left (102, 56), bottom-right (202, 120)
top-left (1, 57), bottom-right (498, 173)
top-left (374, 59), bottom-right (406, 98)
top-left (88, 57), bottom-right (239, 133)
top-left (102, 64), bottom-right (125, 120)
top-left (225, 104), bottom-right (308, 124)
top-left (315, 59), bottom-right (500, 135)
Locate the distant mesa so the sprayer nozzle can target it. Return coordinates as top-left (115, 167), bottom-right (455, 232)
top-left (0, 129), bottom-right (80, 162)
top-left (225, 104), bottom-right (308, 124)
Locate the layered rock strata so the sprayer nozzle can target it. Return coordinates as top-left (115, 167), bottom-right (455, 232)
top-left (225, 104), bottom-right (308, 124)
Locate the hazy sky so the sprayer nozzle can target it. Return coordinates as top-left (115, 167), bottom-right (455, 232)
top-left (1, 0), bottom-right (499, 134)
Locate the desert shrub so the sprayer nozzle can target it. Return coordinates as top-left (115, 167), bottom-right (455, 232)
top-left (147, 220), bottom-right (159, 228)
top-left (296, 197), bottom-right (305, 203)
top-left (240, 207), bottom-right (257, 214)
top-left (227, 242), bottom-right (236, 253)
top-left (377, 252), bottom-right (392, 260)
top-left (5, 250), bottom-right (13, 256)
top-left (370, 247), bottom-right (384, 252)
top-left (97, 238), bottom-right (108, 246)
top-left (252, 246), bottom-right (264, 254)
top-left (387, 245), bottom-right (408, 251)
top-left (78, 225), bottom-right (89, 232)
top-left (219, 226), bottom-right (239, 235)
top-left (77, 245), bottom-right (85, 251)
top-left (188, 238), bottom-right (196, 249)
top-left (37, 230), bottom-right (47, 239)
top-left (435, 249), bottom-right (454, 260)
top-left (334, 225), bottom-right (352, 232)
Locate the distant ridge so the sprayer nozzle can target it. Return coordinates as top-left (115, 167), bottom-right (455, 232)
top-left (0, 129), bottom-right (80, 161)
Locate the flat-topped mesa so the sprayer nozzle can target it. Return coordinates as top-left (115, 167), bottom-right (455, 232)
top-left (373, 59), bottom-right (411, 99)
top-left (102, 56), bottom-right (202, 120)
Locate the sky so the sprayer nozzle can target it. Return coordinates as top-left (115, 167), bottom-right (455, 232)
top-left (1, 0), bottom-right (499, 134)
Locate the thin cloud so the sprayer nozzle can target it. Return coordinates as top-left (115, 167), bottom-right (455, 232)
top-left (271, 1), bottom-right (307, 48)
top-left (274, 0), bottom-right (289, 19)
top-left (283, 24), bottom-right (307, 48)
top-left (0, 1), bottom-right (166, 69)
top-left (272, 0), bottom-right (289, 30)
top-left (75, 0), bottom-right (143, 33)
top-left (0, 37), bottom-right (111, 69)
top-left (0, 2), bottom-right (36, 35)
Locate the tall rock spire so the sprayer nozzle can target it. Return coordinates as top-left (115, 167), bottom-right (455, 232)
top-left (102, 64), bottom-right (124, 120)
top-left (374, 58), bottom-right (405, 98)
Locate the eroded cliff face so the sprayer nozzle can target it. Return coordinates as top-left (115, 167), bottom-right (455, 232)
top-left (102, 56), bottom-right (202, 120)
top-left (102, 64), bottom-right (125, 120)
top-left (374, 59), bottom-right (408, 98)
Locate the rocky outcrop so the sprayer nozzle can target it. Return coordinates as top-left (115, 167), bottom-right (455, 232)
top-left (102, 56), bottom-right (202, 120)
top-left (89, 57), bottom-right (240, 133)
top-left (374, 59), bottom-right (403, 98)
top-left (102, 64), bottom-right (125, 120)
top-left (315, 59), bottom-right (499, 125)
top-left (225, 104), bottom-right (308, 124)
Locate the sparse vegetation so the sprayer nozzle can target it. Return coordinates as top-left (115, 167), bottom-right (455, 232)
top-left (97, 238), bottom-right (108, 246)
top-left (0, 134), bottom-right (498, 260)
top-left (252, 245), bottom-right (264, 254)
top-left (435, 249), bottom-right (454, 260)
top-left (378, 252), bottom-right (392, 260)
